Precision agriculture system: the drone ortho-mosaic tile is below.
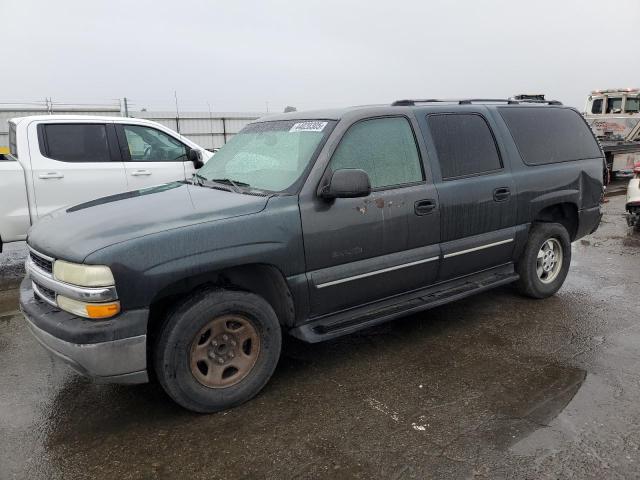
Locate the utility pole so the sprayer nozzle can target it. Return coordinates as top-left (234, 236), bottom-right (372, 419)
top-left (123, 97), bottom-right (129, 117)
top-left (174, 91), bottom-right (181, 133)
top-left (207, 102), bottom-right (215, 148)
top-left (222, 117), bottom-right (227, 144)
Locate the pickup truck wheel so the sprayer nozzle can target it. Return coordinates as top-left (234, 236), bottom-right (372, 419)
top-left (516, 223), bottom-right (571, 299)
top-left (154, 289), bottom-right (281, 413)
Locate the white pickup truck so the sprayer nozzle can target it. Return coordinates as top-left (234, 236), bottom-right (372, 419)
top-left (0, 115), bottom-right (213, 251)
top-left (583, 88), bottom-right (640, 177)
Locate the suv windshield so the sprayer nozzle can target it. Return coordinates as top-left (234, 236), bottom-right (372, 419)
top-left (196, 120), bottom-right (334, 192)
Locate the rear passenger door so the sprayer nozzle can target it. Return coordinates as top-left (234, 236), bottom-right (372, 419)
top-left (421, 110), bottom-right (516, 280)
top-left (29, 121), bottom-right (128, 218)
top-left (116, 124), bottom-right (191, 188)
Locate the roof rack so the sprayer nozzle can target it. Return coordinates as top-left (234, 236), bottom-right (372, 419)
top-left (391, 98), bottom-right (563, 106)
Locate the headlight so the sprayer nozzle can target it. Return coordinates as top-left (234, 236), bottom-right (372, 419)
top-left (53, 260), bottom-right (115, 287)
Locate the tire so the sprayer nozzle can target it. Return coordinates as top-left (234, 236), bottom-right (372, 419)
top-left (154, 289), bottom-right (282, 413)
top-left (516, 223), bottom-right (571, 299)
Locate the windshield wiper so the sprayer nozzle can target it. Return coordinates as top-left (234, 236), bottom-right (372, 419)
top-left (191, 173), bottom-right (232, 192)
top-left (211, 178), bottom-right (250, 193)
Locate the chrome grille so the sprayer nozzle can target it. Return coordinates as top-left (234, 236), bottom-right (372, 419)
top-left (33, 280), bottom-right (56, 302)
top-left (30, 250), bottom-right (53, 274)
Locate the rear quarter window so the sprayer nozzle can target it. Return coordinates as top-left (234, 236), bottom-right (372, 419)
top-left (9, 122), bottom-right (18, 158)
top-left (499, 107), bottom-right (601, 165)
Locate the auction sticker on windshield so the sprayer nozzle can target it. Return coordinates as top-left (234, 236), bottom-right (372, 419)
top-left (289, 121), bottom-right (328, 133)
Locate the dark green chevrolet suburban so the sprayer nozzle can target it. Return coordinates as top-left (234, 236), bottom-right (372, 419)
top-left (20, 99), bottom-right (604, 412)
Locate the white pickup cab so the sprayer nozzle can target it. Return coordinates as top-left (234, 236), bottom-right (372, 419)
top-left (0, 115), bottom-right (212, 250)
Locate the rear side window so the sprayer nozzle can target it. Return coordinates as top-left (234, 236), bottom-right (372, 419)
top-left (591, 99), bottom-right (603, 114)
top-left (330, 117), bottom-right (423, 189)
top-left (427, 114), bottom-right (502, 179)
top-left (9, 122), bottom-right (18, 158)
top-left (626, 98), bottom-right (640, 113)
top-left (40, 124), bottom-right (111, 162)
top-left (499, 107), bottom-right (601, 165)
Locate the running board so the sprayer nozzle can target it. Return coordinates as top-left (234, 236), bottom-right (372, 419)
top-left (290, 264), bottom-right (518, 343)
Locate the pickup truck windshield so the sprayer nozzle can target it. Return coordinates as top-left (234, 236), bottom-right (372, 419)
top-left (196, 120), bottom-right (333, 192)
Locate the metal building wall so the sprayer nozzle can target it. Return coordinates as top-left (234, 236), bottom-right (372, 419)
top-left (0, 104), bottom-right (264, 151)
top-left (131, 111), bottom-right (264, 150)
top-left (0, 103), bottom-right (121, 149)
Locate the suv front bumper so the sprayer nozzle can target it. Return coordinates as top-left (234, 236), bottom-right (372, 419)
top-left (19, 277), bottom-right (149, 384)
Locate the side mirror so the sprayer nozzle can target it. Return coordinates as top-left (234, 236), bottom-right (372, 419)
top-left (320, 168), bottom-right (371, 200)
top-left (188, 149), bottom-right (204, 169)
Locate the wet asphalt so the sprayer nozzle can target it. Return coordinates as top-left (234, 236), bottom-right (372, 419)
top-left (1, 194), bottom-right (639, 480)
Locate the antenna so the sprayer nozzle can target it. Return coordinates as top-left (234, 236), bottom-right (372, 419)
top-left (174, 91), bottom-right (180, 133)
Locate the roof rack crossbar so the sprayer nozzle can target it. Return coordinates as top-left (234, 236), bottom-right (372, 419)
top-left (391, 98), bottom-right (563, 106)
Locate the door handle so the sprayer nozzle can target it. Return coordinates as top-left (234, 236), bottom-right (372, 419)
top-left (131, 169), bottom-right (152, 176)
top-left (415, 199), bottom-right (437, 215)
top-left (493, 187), bottom-right (511, 202)
top-left (38, 172), bottom-right (64, 179)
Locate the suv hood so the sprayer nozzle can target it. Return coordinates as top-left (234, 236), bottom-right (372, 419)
top-left (28, 182), bottom-right (270, 262)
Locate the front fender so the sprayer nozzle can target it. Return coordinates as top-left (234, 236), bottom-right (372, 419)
top-left (85, 196), bottom-right (305, 309)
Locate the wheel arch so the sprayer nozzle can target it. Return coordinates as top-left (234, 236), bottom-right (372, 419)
top-left (532, 202), bottom-right (579, 240)
top-left (146, 263), bottom-right (296, 361)
top-left (149, 262), bottom-right (295, 323)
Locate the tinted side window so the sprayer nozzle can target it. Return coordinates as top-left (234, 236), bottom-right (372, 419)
top-left (625, 98), bottom-right (640, 113)
top-left (606, 97), bottom-right (622, 113)
top-left (499, 107), bottom-right (602, 165)
top-left (42, 124), bottom-right (110, 162)
top-left (591, 98), bottom-right (603, 114)
top-left (427, 114), bottom-right (502, 179)
top-left (329, 117), bottom-right (423, 189)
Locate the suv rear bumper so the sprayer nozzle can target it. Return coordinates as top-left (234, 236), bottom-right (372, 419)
top-left (19, 277), bottom-right (149, 384)
top-left (577, 205), bottom-right (602, 238)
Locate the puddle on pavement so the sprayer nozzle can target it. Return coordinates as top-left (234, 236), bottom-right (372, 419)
top-left (0, 312), bottom-right (19, 323)
top-left (0, 288), bottom-right (19, 316)
top-left (485, 364), bottom-right (586, 449)
top-left (623, 234), bottom-right (640, 248)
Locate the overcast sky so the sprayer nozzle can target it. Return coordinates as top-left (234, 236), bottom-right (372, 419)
top-left (2, 0), bottom-right (639, 113)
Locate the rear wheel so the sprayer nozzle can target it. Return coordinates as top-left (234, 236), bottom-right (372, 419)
top-left (516, 223), bottom-right (571, 299)
top-left (154, 289), bottom-right (281, 413)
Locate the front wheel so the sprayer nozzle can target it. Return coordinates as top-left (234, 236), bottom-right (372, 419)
top-left (154, 289), bottom-right (282, 413)
top-left (516, 223), bottom-right (571, 299)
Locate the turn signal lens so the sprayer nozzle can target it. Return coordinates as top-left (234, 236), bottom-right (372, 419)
top-left (57, 295), bottom-right (120, 319)
top-left (53, 261), bottom-right (115, 287)
top-left (86, 303), bottom-right (121, 319)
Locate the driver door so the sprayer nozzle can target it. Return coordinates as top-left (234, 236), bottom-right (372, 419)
top-left (116, 123), bottom-right (192, 188)
top-left (300, 116), bottom-right (440, 317)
